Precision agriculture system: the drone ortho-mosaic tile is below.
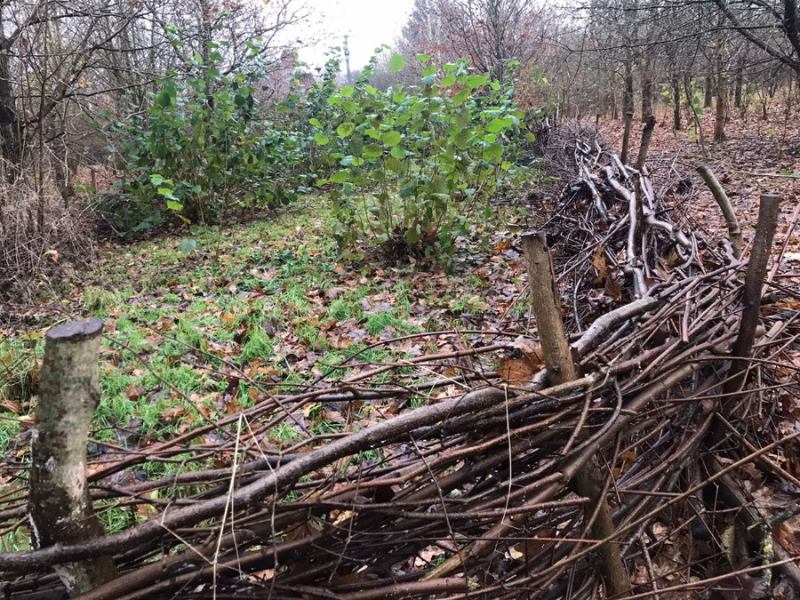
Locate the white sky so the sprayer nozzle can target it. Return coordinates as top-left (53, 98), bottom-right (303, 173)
top-left (295, 0), bottom-right (416, 70)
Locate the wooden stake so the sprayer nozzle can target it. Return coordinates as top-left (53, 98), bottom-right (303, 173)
top-left (29, 318), bottom-right (117, 595)
top-left (521, 232), bottom-right (576, 385)
top-left (521, 232), bottom-right (631, 597)
top-left (723, 193), bottom-right (781, 401)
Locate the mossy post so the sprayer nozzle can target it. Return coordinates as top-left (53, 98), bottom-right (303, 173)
top-left (29, 318), bottom-right (117, 595)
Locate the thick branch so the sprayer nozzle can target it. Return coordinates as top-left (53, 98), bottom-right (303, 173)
top-left (696, 165), bottom-right (743, 258)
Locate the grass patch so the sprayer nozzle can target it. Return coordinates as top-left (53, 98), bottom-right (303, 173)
top-left (0, 199), bottom-right (524, 465)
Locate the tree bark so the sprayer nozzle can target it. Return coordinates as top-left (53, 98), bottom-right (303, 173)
top-left (704, 74), bottom-right (713, 108)
top-left (635, 115), bottom-right (656, 171)
top-left (714, 43), bottom-right (727, 142)
top-left (621, 112), bottom-right (634, 165)
top-left (29, 318), bottom-right (118, 596)
top-left (734, 59), bottom-right (744, 109)
top-left (672, 70), bottom-right (682, 130)
top-left (641, 62), bottom-right (653, 121)
top-left (723, 194), bottom-right (781, 400)
top-left (696, 165), bottom-right (742, 258)
top-left (0, 11), bottom-right (22, 174)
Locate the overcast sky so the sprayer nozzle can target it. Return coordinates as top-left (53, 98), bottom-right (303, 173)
top-left (295, 0), bottom-right (416, 70)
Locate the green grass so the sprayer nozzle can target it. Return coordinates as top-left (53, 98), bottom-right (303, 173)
top-left (0, 198), bottom-right (523, 482)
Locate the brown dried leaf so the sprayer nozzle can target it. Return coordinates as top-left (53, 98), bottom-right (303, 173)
top-left (604, 277), bottom-right (623, 301)
top-left (497, 357), bottom-right (541, 385)
top-left (160, 406), bottom-right (185, 421)
top-left (593, 245), bottom-right (609, 284)
top-left (512, 337), bottom-right (544, 367)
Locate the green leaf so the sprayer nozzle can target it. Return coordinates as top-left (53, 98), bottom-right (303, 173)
top-left (150, 174), bottom-right (164, 185)
top-left (526, 132), bottom-right (537, 143)
top-left (453, 90), bottom-right (469, 106)
top-left (166, 200), bottom-right (183, 211)
top-left (330, 170), bottom-right (351, 183)
top-left (416, 53), bottom-right (431, 62)
top-left (309, 118), bottom-right (323, 129)
top-left (392, 91), bottom-right (407, 103)
top-left (385, 157), bottom-right (404, 174)
top-left (180, 238), bottom-right (198, 253)
top-left (390, 146), bottom-right (406, 159)
top-left (337, 122), bottom-right (355, 137)
top-left (364, 144), bottom-right (383, 160)
top-left (390, 54), bottom-right (406, 72)
top-left (158, 187), bottom-right (176, 199)
top-left (340, 86), bottom-right (354, 97)
top-left (422, 65), bottom-right (436, 77)
top-left (156, 91), bottom-right (172, 107)
top-left (465, 75), bottom-right (488, 89)
top-left (441, 74), bottom-right (456, 86)
top-left (501, 161), bottom-right (511, 170)
top-left (314, 133), bottom-right (330, 145)
top-left (421, 75), bottom-right (437, 85)
top-left (382, 131), bottom-right (402, 147)
top-left (483, 143), bottom-right (503, 162)
top-left (486, 118), bottom-right (505, 133)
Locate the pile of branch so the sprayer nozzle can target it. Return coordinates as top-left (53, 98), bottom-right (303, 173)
top-left (2, 137), bottom-right (800, 600)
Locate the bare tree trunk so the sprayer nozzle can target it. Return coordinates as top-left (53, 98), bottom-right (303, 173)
top-left (0, 8), bottom-right (21, 176)
top-left (621, 53), bottom-right (635, 163)
top-left (635, 115), bottom-right (656, 171)
top-left (641, 62), bottom-right (653, 121)
top-left (714, 43), bottom-right (727, 142)
top-left (29, 319), bottom-right (118, 596)
top-left (734, 59), bottom-right (744, 109)
top-left (672, 70), bottom-right (682, 130)
top-left (704, 74), bottom-right (713, 108)
top-left (621, 112), bottom-right (634, 165)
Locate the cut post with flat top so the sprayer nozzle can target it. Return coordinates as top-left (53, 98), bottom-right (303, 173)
top-left (29, 318), bottom-right (117, 595)
top-left (521, 232), bottom-right (576, 385)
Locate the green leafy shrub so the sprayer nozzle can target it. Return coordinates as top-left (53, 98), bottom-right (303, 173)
top-left (101, 36), bottom-right (308, 235)
top-left (308, 52), bottom-right (532, 262)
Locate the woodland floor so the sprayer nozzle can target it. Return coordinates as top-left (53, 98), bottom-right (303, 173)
top-left (599, 105), bottom-right (800, 237)
top-left (1, 105), bottom-right (800, 552)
